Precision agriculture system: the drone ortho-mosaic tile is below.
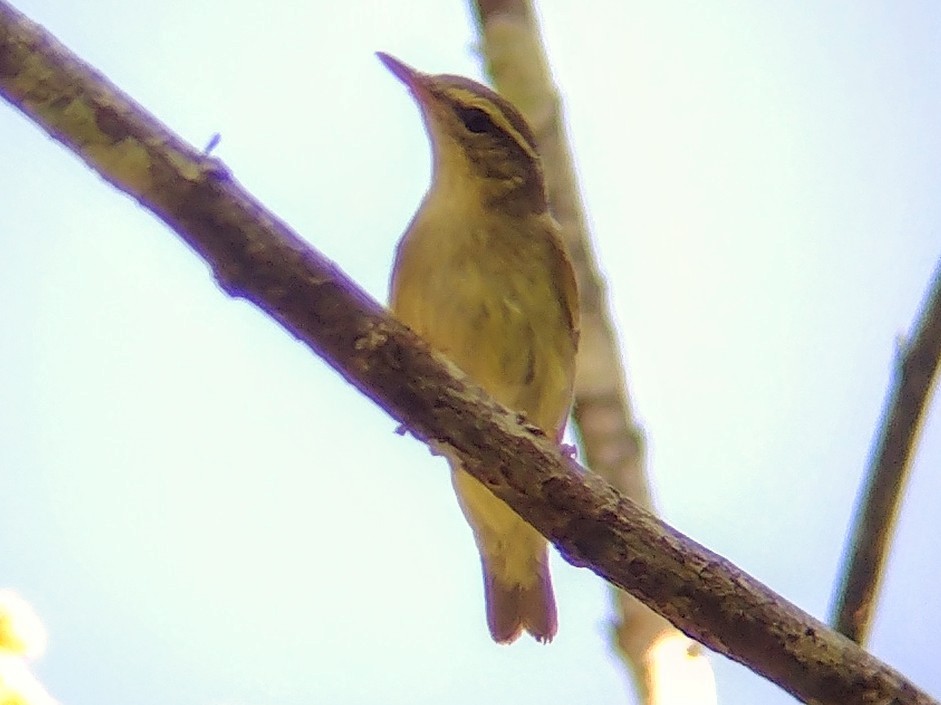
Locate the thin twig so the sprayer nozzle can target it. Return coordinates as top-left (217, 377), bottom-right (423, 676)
top-left (0, 3), bottom-right (937, 703)
top-left (468, 2), bottom-right (713, 703)
top-left (831, 261), bottom-right (941, 642)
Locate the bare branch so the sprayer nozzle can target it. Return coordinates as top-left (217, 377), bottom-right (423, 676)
top-left (0, 3), bottom-right (937, 704)
top-left (831, 261), bottom-right (941, 642)
top-left (468, 2), bottom-right (711, 703)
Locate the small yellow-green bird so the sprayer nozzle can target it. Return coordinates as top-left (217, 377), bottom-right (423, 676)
top-left (379, 52), bottom-right (579, 644)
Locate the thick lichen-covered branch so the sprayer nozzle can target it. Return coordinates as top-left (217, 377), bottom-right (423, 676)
top-left (0, 3), bottom-right (936, 704)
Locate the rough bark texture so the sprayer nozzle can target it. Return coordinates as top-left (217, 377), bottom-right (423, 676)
top-left (831, 262), bottom-right (941, 642)
top-left (0, 3), bottom-right (937, 704)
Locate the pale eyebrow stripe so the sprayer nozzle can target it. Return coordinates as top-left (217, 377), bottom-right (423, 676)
top-left (437, 79), bottom-right (540, 161)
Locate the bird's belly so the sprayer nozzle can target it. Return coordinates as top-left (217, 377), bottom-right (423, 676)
top-left (394, 262), bottom-right (569, 432)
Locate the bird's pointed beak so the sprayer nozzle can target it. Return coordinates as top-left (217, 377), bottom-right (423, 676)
top-left (377, 52), bottom-right (430, 100)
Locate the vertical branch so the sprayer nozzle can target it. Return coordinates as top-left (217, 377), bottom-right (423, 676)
top-left (831, 261), bottom-right (941, 642)
top-left (467, 2), bottom-right (716, 703)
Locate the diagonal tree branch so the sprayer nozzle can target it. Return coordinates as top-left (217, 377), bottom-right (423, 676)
top-left (0, 3), bottom-right (936, 704)
top-left (831, 261), bottom-right (941, 643)
top-left (468, 2), bottom-right (712, 703)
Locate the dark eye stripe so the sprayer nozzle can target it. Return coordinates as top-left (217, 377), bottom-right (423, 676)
top-left (438, 77), bottom-right (541, 160)
top-left (455, 105), bottom-right (498, 135)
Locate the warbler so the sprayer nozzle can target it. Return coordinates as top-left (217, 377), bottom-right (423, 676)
top-left (379, 52), bottom-right (579, 644)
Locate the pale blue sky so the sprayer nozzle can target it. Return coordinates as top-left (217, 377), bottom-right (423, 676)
top-left (1, 2), bottom-right (940, 704)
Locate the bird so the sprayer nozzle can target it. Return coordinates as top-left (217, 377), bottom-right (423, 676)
top-left (378, 52), bottom-right (579, 644)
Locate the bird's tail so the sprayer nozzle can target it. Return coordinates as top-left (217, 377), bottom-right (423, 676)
top-left (482, 555), bottom-right (557, 644)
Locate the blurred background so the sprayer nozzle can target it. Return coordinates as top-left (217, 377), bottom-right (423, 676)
top-left (1, 2), bottom-right (940, 703)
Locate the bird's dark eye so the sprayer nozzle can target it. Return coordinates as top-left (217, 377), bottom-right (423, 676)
top-left (456, 106), bottom-right (496, 135)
